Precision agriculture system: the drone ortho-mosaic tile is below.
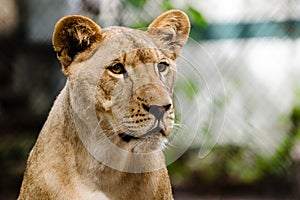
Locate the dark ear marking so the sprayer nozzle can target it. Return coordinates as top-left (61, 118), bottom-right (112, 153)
top-left (52, 15), bottom-right (102, 73)
top-left (162, 34), bottom-right (174, 41)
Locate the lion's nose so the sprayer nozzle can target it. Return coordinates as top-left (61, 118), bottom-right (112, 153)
top-left (142, 104), bottom-right (171, 119)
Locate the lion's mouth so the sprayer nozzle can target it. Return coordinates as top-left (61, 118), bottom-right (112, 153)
top-left (118, 133), bottom-right (139, 142)
top-left (118, 120), bottom-right (166, 142)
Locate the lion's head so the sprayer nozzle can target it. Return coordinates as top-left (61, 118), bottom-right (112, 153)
top-left (52, 10), bottom-right (190, 162)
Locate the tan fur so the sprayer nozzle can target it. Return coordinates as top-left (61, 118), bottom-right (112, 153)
top-left (18, 10), bottom-right (190, 200)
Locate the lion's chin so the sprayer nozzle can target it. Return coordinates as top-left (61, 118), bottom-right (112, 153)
top-left (117, 132), bottom-right (167, 153)
top-left (131, 137), bottom-right (168, 153)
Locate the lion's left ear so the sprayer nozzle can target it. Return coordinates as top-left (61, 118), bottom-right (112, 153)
top-left (147, 10), bottom-right (190, 60)
top-left (53, 15), bottom-right (103, 74)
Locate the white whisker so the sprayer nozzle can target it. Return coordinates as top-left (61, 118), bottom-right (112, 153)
top-left (165, 141), bottom-right (178, 149)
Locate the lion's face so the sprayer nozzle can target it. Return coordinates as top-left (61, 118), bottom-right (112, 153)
top-left (52, 10), bottom-right (190, 154)
top-left (95, 31), bottom-right (176, 152)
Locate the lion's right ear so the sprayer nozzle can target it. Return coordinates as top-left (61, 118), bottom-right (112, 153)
top-left (53, 15), bottom-right (102, 73)
top-left (147, 10), bottom-right (190, 60)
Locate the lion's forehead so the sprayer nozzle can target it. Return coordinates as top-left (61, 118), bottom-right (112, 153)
top-left (92, 28), bottom-right (162, 65)
top-left (103, 27), bottom-right (157, 48)
top-left (116, 48), bottom-right (161, 67)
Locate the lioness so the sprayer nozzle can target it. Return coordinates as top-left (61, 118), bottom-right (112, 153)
top-left (18, 10), bottom-right (190, 200)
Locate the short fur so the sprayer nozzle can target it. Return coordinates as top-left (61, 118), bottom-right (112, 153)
top-left (18, 10), bottom-right (190, 200)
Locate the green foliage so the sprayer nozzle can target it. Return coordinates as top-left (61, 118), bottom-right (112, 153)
top-left (175, 79), bottom-right (200, 101)
top-left (186, 6), bottom-right (207, 28)
top-left (256, 105), bottom-right (300, 177)
top-left (251, 84), bottom-right (300, 178)
top-left (168, 145), bottom-right (262, 185)
top-left (167, 156), bottom-right (192, 183)
top-left (291, 106), bottom-right (300, 127)
top-left (161, 0), bottom-right (173, 11)
top-left (169, 84), bottom-right (300, 187)
top-left (295, 86), bottom-right (300, 100)
top-left (168, 137), bottom-right (297, 187)
top-left (185, 6), bottom-right (207, 41)
top-left (127, 0), bottom-right (147, 8)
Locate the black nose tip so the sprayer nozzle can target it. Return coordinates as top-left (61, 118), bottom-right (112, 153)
top-left (142, 104), bottom-right (171, 119)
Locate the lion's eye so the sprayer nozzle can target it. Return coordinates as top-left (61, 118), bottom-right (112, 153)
top-left (107, 63), bottom-right (126, 74)
top-left (157, 62), bottom-right (169, 73)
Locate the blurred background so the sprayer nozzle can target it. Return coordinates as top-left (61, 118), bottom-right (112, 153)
top-left (0, 0), bottom-right (300, 199)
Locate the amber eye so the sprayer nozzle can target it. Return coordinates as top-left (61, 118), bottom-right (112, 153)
top-left (107, 63), bottom-right (126, 74)
top-left (157, 62), bottom-right (169, 73)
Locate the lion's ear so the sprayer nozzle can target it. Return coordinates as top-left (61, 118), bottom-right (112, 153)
top-left (147, 10), bottom-right (190, 60)
top-left (53, 15), bottom-right (102, 72)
